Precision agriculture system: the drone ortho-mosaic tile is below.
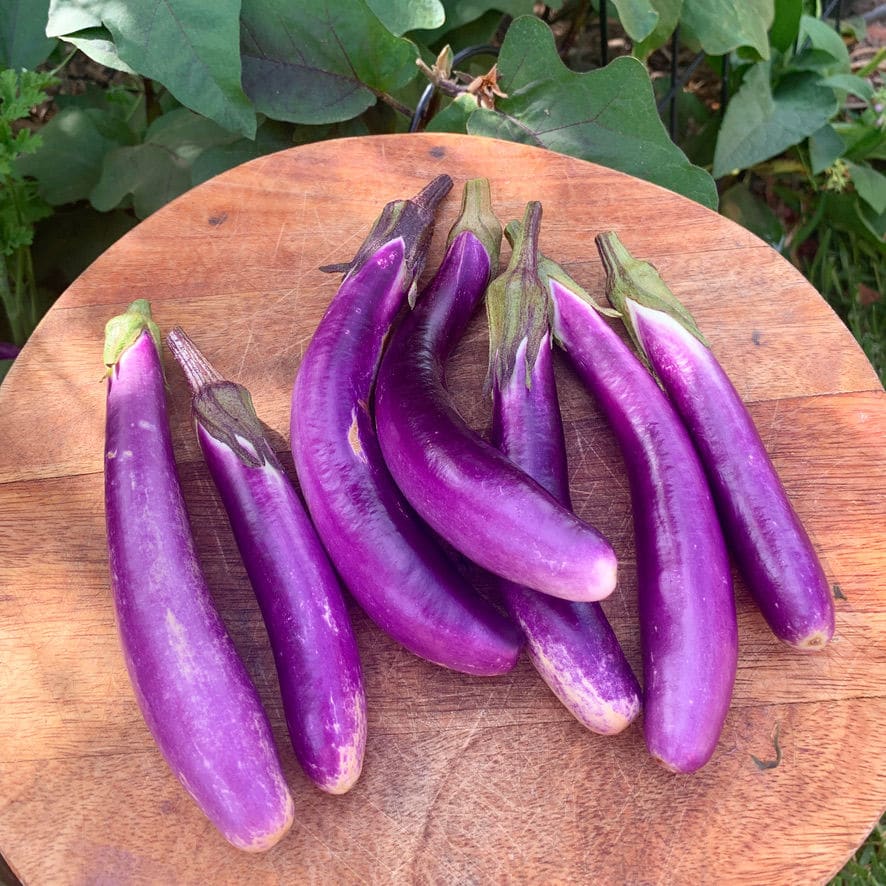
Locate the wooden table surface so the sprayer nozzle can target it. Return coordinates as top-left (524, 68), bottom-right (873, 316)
top-left (0, 134), bottom-right (884, 885)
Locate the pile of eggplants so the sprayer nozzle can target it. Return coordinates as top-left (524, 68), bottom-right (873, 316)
top-left (102, 175), bottom-right (834, 849)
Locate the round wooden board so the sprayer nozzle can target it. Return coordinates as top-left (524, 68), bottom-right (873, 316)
top-left (0, 134), bottom-right (884, 885)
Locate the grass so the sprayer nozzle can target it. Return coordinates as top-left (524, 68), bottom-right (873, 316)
top-left (830, 812), bottom-right (886, 885)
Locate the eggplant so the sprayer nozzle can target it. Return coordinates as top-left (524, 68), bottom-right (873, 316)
top-left (596, 232), bottom-right (835, 650)
top-left (375, 193), bottom-right (617, 604)
top-left (502, 226), bottom-right (737, 773)
top-left (488, 205), bottom-right (640, 734)
top-left (290, 176), bottom-right (521, 676)
top-left (166, 327), bottom-right (366, 794)
top-left (103, 301), bottom-right (294, 850)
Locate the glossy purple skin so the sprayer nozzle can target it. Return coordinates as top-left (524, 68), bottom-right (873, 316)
top-left (375, 235), bottom-right (618, 604)
top-left (492, 334), bottom-right (641, 734)
top-left (196, 423), bottom-right (366, 794)
top-left (629, 302), bottom-right (835, 649)
top-left (0, 342), bottom-right (20, 359)
top-left (551, 281), bottom-right (737, 773)
top-left (291, 238), bottom-right (521, 676)
top-left (104, 331), bottom-right (293, 850)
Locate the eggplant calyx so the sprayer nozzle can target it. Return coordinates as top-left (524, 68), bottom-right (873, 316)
top-left (320, 174), bottom-right (453, 309)
top-left (165, 326), bottom-right (279, 470)
top-left (446, 177), bottom-right (502, 272)
top-left (486, 201), bottom-right (549, 393)
top-left (595, 231), bottom-right (707, 355)
top-left (103, 299), bottom-right (162, 373)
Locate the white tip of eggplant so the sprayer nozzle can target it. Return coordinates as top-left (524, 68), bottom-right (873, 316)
top-left (229, 793), bottom-right (295, 853)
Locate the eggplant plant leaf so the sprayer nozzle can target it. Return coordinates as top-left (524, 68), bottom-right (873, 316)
top-left (90, 108), bottom-right (240, 218)
top-left (365, 0), bottom-right (444, 35)
top-left (769, 0), bottom-right (803, 53)
top-left (240, 0), bottom-right (418, 125)
top-left (47, 0), bottom-right (254, 137)
top-left (713, 62), bottom-right (837, 177)
top-left (848, 162), bottom-right (886, 215)
top-left (808, 124), bottom-right (845, 175)
top-left (609, 0), bottom-right (658, 43)
top-left (633, 0), bottom-right (682, 58)
top-left (16, 106), bottom-right (135, 205)
top-left (0, 0), bottom-right (56, 69)
top-left (465, 16), bottom-right (717, 208)
top-left (680, 0), bottom-right (774, 59)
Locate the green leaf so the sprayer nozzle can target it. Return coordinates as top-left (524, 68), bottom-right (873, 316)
top-left (818, 73), bottom-right (873, 102)
top-left (425, 93), bottom-right (476, 133)
top-left (719, 181), bottom-right (784, 246)
top-left (808, 124), bottom-right (845, 175)
top-left (365, 0), bottom-right (444, 35)
top-left (633, 0), bottom-right (682, 59)
top-left (680, 0), bottom-right (773, 59)
top-left (47, 0), bottom-right (254, 137)
top-left (56, 26), bottom-right (135, 74)
top-left (796, 15), bottom-right (850, 68)
top-left (240, 0), bottom-right (418, 125)
top-left (90, 108), bottom-right (239, 217)
top-left (0, 0), bottom-right (56, 69)
top-left (0, 358), bottom-right (13, 385)
top-left (769, 0), bottom-right (802, 53)
top-left (713, 62), bottom-right (837, 177)
top-left (465, 16), bottom-right (716, 208)
top-left (15, 107), bottom-right (134, 205)
top-left (848, 162), bottom-right (886, 215)
top-left (414, 0), bottom-right (562, 44)
top-left (610, 0), bottom-right (658, 42)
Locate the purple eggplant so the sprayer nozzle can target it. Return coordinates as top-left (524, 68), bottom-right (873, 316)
top-left (0, 342), bottom-right (21, 359)
top-left (596, 232), bottom-right (835, 650)
top-left (502, 226), bottom-right (737, 773)
top-left (291, 176), bottom-right (521, 676)
top-left (103, 301), bottom-right (293, 850)
top-left (166, 328), bottom-right (366, 795)
top-left (488, 204), bottom-right (640, 734)
top-left (375, 197), bottom-right (617, 604)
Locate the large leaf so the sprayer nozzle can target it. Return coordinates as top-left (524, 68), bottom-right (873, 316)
top-left (47, 0), bottom-right (254, 137)
top-left (610, 0), bottom-right (658, 43)
top-left (680, 0), bottom-right (773, 59)
top-left (90, 108), bottom-right (239, 217)
top-left (365, 0), bottom-right (444, 35)
top-left (633, 0), bottom-right (682, 58)
top-left (414, 0), bottom-right (560, 43)
top-left (795, 15), bottom-right (850, 71)
top-left (16, 106), bottom-right (134, 204)
top-left (56, 26), bottom-right (135, 73)
top-left (465, 16), bottom-right (717, 208)
top-left (240, 0), bottom-right (418, 125)
top-left (713, 61), bottom-right (837, 177)
top-left (0, 0), bottom-right (55, 69)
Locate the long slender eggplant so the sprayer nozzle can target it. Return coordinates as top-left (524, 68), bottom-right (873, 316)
top-left (488, 205), bottom-right (640, 734)
top-left (103, 301), bottom-right (294, 850)
top-left (375, 195), bottom-right (617, 604)
top-left (504, 225), bottom-right (737, 773)
top-left (166, 328), bottom-right (366, 794)
top-left (291, 176), bottom-right (521, 676)
top-left (596, 232), bottom-right (835, 650)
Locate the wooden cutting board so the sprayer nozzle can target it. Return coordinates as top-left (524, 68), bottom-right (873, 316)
top-left (0, 134), bottom-right (884, 885)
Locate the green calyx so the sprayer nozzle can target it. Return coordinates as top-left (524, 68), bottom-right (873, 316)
top-left (103, 299), bottom-right (162, 374)
top-left (320, 174), bottom-right (453, 308)
top-left (502, 221), bottom-right (621, 330)
top-left (595, 231), bottom-right (707, 355)
top-left (486, 201), bottom-right (549, 392)
top-left (194, 382), bottom-right (280, 470)
top-left (447, 178), bottom-right (501, 271)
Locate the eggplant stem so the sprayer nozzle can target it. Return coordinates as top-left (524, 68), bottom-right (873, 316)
top-left (166, 327), bottom-right (224, 394)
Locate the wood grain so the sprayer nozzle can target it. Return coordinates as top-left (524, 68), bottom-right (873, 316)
top-left (0, 134), bottom-right (883, 885)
